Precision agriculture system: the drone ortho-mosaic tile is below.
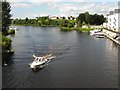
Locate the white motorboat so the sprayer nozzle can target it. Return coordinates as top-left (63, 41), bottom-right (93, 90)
top-left (90, 29), bottom-right (101, 36)
top-left (94, 32), bottom-right (105, 38)
top-left (29, 54), bottom-right (55, 71)
top-left (90, 29), bottom-right (104, 38)
top-left (95, 34), bottom-right (105, 38)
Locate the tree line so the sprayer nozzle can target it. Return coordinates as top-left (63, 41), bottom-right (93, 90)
top-left (11, 12), bottom-right (106, 28)
top-left (11, 16), bottom-right (76, 28)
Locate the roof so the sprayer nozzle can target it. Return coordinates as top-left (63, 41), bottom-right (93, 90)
top-left (107, 9), bottom-right (120, 16)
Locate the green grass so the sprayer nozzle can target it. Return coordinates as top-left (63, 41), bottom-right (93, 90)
top-left (60, 27), bottom-right (74, 31)
top-left (60, 27), bottom-right (94, 32)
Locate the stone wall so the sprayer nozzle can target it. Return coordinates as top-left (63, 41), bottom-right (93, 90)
top-left (103, 29), bottom-right (118, 38)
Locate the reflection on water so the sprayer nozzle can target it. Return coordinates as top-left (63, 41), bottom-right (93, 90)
top-left (2, 26), bottom-right (119, 88)
top-left (105, 39), bottom-right (118, 52)
top-left (2, 54), bottom-right (14, 65)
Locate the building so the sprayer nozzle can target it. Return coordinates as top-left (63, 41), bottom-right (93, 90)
top-left (50, 16), bottom-right (58, 20)
top-left (103, 9), bottom-right (120, 43)
top-left (103, 9), bottom-right (120, 33)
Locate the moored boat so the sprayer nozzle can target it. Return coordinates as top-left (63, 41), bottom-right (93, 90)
top-left (90, 29), bottom-right (101, 36)
top-left (90, 29), bottom-right (105, 38)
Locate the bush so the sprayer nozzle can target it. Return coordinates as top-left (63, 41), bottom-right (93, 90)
top-left (8, 29), bottom-right (15, 34)
top-left (2, 35), bottom-right (12, 50)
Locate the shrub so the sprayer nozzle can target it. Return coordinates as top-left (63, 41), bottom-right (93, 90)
top-left (2, 35), bottom-right (12, 50)
top-left (8, 29), bottom-right (15, 34)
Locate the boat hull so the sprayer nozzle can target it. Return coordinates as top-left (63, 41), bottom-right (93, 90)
top-left (29, 62), bottom-right (47, 71)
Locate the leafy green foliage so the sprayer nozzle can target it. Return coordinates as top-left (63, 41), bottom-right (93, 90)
top-left (1, 1), bottom-right (12, 51)
top-left (8, 29), bottom-right (15, 34)
top-left (2, 35), bottom-right (12, 50)
top-left (2, 1), bottom-right (12, 35)
top-left (12, 16), bottom-right (76, 28)
top-left (77, 13), bottom-right (85, 24)
top-left (77, 20), bottom-right (82, 28)
top-left (85, 12), bottom-right (90, 24)
top-left (77, 12), bottom-right (106, 26)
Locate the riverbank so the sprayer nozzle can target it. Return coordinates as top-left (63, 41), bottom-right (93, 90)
top-left (0, 32), bottom-right (15, 54)
top-left (103, 28), bottom-right (120, 45)
top-left (11, 24), bottom-right (59, 27)
top-left (12, 24), bottom-right (95, 32)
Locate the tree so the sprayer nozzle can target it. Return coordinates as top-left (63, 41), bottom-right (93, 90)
top-left (2, 1), bottom-right (12, 35)
top-left (56, 17), bottom-right (59, 19)
top-left (77, 20), bottom-right (82, 28)
top-left (25, 17), bottom-right (29, 24)
top-left (0, 1), bottom-right (2, 31)
top-left (68, 17), bottom-right (70, 20)
top-left (85, 12), bottom-right (90, 24)
top-left (77, 13), bottom-right (85, 24)
top-left (82, 21), bottom-right (86, 25)
top-left (77, 12), bottom-right (105, 26)
top-left (68, 22), bottom-right (74, 28)
top-left (62, 17), bottom-right (65, 19)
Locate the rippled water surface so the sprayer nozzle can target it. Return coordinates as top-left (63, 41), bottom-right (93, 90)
top-left (3, 26), bottom-right (119, 88)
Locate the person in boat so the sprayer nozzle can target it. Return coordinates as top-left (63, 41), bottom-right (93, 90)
top-left (33, 54), bottom-right (43, 61)
top-left (32, 54), bottom-right (52, 62)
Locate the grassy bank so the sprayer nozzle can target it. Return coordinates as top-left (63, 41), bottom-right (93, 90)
top-left (60, 27), bottom-right (94, 32)
top-left (60, 27), bottom-right (74, 31)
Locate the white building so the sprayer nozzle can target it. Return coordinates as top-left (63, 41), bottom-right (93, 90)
top-left (50, 16), bottom-right (58, 20)
top-left (104, 9), bottom-right (120, 33)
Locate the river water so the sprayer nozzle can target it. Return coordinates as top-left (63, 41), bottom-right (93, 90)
top-left (2, 26), bottom-right (119, 88)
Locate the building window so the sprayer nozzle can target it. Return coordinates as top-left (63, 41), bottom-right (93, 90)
top-left (114, 23), bottom-right (116, 26)
top-left (109, 19), bottom-right (111, 22)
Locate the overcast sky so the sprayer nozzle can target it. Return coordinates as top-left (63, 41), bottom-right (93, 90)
top-left (7, 0), bottom-right (119, 19)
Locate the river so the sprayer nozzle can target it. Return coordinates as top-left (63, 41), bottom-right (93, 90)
top-left (2, 26), bottom-right (119, 88)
